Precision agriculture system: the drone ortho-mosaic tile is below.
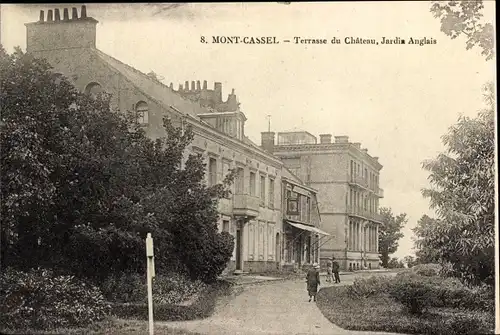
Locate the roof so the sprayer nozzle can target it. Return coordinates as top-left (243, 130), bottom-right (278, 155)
top-left (93, 49), bottom-right (285, 166)
top-left (94, 49), bottom-right (205, 119)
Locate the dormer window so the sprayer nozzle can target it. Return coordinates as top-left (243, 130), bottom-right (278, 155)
top-left (198, 111), bottom-right (247, 140)
top-left (135, 101), bottom-right (149, 125)
top-left (84, 82), bottom-right (103, 98)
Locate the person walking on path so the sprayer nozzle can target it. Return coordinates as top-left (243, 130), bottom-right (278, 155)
top-left (326, 260), bottom-right (333, 283)
top-left (326, 259), bottom-right (333, 283)
top-left (332, 257), bottom-right (341, 284)
top-left (306, 263), bottom-right (321, 302)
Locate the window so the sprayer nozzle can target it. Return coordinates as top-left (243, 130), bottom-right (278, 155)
top-left (235, 167), bottom-right (244, 194)
top-left (135, 101), bottom-right (149, 125)
top-left (260, 175), bottom-right (266, 206)
top-left (305, 198), bottom-right (311, 222)
top-left (208, 157), bottom-right (217, 186)
top-left (222, 220), bottom-right (230, 233)
top-left (268, 178), bottom-right (275, 208)
top-left (84, 82), bottom-right (103, 98)
top-left (250, 172), bottom-right (256, 196)
top-left (222, 161), bottom-right (232, 198)
top-left (287, 191), bottom-right (299, 215)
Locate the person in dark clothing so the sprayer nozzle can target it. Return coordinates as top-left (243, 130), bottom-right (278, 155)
top-left (332, 257), bottom-right (341, 283)
top-left (306, 263), bottom-right (321, 302)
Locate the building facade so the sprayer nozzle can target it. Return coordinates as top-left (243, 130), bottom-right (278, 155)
top-left (23, 6), bottom-right (321, 274)
top-left (280, 168), bottom-right (329, 271)
top-left (262, 131), bottom-right (384, 270)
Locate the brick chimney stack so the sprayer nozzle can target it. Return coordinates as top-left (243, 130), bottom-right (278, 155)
top-left (25, 5), bottom-right (99, 53)
top-left (319, 134), bottom-right (332, 144)
top-left (261, 132), bottom-right (276, 154)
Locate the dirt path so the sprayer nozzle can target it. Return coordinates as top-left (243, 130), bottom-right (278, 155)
top-left (161, 272), bottom-right (403, 335)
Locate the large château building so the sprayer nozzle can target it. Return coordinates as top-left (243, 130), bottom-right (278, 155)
top-left (262, 131), bottom-right (384, 270)
top-left (23, 6), bottom-right (329, 274)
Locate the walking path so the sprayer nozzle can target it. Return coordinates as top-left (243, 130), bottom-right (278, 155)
top-left (162, 272), bottom-right (403, 335)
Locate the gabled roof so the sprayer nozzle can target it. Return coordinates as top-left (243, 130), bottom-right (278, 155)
top-left (94, 49), bottom-right (206, 119)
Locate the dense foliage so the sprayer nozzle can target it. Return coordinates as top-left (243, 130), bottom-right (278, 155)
top-left (430, 0), bottom-right (494, 61)
top-left (377, 207), bottom-right (407, 268)
top-left (0, 268), bottom-right (110, 330)
top-left (416, 82), bottom-right (495, 286)
top-left (317, 272), bottom-right (494, 335)
top-left (101, 272), bottom-right (207, 305)
top-left (0, 46), bottom-right (235, 283)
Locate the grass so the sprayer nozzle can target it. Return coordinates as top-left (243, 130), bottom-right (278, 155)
top-left (1, 318), bottom-right (203, 334)
top-left (316, 285), bottom-right (495, 335)
top-left (111, 279), bottom-right (234, 321)
top-left (1, 279), bottom-right (235, 335)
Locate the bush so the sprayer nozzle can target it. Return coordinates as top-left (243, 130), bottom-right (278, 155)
top-left (410, 263), bottom-right (442, 277)
top-left (388, 273), bottom-right (441, 314)
top-left (100, 272), bottom-right (207, 305)
top-left (347, 275), bottom-right (393, 298)
top-left (0, 267), bottom-right (110, 331)
top-left (110, 280), bottom-right (232, 321)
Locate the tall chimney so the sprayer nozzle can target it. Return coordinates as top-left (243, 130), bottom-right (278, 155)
top-left (196, 80), bottom-right (201, 91)
top-left (334, 136), bottom-right (349, 143)
top-left (203, 80), bottom-right (208, 90)
top-left (261, 132), bottom-right (276, 154)
top-left (47, 9), bottom-right (53, 21)
top-left (39, 10), bottom-right (44, 22)
top-left (72, 7), bottom-right (78, 19)
top-left (319, 134), bottom-right (332, 144)
top-left (81, 5), bottom-right (87, 19)
top-left (63, 8), bottom-right (69, 20)
top-left (191, 81), bottom-right (196, 91)
top-left (214, 82), bottom-right (222, 102)
top-left (185, 81), bottom-right (189, 91)
top-left (54, 8), bottom-right (61, 21)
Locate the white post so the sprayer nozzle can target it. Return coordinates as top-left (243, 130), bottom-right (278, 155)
top-left (146, 233), bottom-right (155, 335)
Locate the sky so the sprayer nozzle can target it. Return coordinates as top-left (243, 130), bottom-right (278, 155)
top-left (1, 2), bottom-right (496, 259)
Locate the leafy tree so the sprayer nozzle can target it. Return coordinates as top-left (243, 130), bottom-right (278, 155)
top-left (403, 255), bottom-right (416, 268)
top-left (0, 46), bottom-right (235, 283)
top-left (430, 0), bottom-right (495, 61)
top-left (420, 82), bottom-right (495, 286)
top-left (378, 207), bottom-right (407, 268)
top-left (412, 215), bottom-right (442, 264)
top-left (387, 257), bottom-right (405, 269)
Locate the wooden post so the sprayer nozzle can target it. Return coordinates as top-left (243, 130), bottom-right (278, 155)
top-left (146, 233), bottom-right (155, 335)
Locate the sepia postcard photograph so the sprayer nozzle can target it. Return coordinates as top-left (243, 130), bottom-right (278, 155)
top-left (0, 2), bottom-right (497, 335)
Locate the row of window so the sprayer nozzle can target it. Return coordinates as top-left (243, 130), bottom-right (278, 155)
top-left (248, 221), bottom-right (276, 261)
top-left (207, 158), bottom-right (276, 208)
top-left (349, 188), bottom-right (379, 213)
top-left (350, 159), bottom-right (379, 190)
top-left (348, 221), bottom-right (377, 252)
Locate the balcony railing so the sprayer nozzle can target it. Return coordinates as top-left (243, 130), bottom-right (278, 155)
top-left (233, 194), bottom-right (260, 218)
top-left (347, 206), bottom-right (384, 223)
top-left (349, 175), bottom-right (369, 189)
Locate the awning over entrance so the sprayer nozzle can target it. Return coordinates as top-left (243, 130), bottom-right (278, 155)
top-left (285, 220), bottom-right (330, 236)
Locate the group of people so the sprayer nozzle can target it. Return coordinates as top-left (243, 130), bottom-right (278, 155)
top-left (305, 257), bottom-right (341, 302)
